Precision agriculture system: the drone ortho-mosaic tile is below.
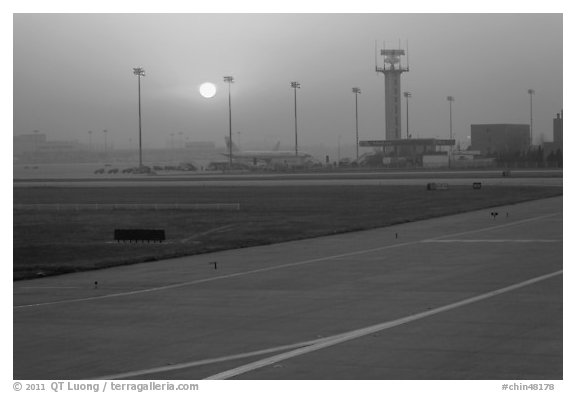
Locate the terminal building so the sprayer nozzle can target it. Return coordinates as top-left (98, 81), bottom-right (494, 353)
top-left (14, 133), bottom-right (47, 155)
top-left (469, 124), bottom-right (530, 155)
top-left (542, 111), bottom-right (563, 162)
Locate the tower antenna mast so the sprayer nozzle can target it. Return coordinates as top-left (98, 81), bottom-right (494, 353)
top-left (406, 40), bottom-right (410, 70)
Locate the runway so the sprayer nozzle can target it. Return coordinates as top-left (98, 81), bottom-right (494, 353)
top-left (13, 196), bottom-right (562, 380)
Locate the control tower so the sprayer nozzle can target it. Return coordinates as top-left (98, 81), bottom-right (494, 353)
top-left (376, 44), bottom-right (409, 140)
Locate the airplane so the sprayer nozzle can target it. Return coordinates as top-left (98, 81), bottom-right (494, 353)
top-left (223, 137), bottom-right (318, 168)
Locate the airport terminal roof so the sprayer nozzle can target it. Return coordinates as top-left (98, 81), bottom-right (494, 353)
top-left (359, 138), bottom-right (456, 147)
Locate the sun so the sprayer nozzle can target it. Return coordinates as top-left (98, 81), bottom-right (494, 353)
top-left (199, 82), bottom-right (217, 98)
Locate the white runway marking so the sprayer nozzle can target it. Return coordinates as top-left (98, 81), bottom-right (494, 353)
top-left (17, 286), bottom-right (84, 290)
top-left (429, 213), bottom-right (559, 240)
top-left (14, 212), bottom-right (560, 310)
top-left (205, 270), bottom-right (563, 380)
top-left (423, 239), bottom-right (561, 243)
top-left (94, 338), bottom-right (322, 380)
top-left (180, 224), bottom-right (237, 243)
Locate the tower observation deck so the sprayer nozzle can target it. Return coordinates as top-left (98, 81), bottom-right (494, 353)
top-left (376, 45), bottom-right (409, 140)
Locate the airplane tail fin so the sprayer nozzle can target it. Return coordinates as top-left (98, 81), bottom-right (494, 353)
top-left (224, 136), bottom-right (240, 152)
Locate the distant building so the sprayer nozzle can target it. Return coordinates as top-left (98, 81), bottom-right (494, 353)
top-left (543, 111), bottom-right (563, 161)
top-left (36, 140), bottom-right (81, 152)
top-left (470, 124), bottom-right (530, 155)
top-left (553, 110), bottom-right (563, 145)
top-left (359, 138), bottom-right (455, 167)
top-left (14, 133), bottom-right (84, 163)
top-left (185, 141), bottom-right (216, 153)
top-left (14, 133), bottom-right (47, 155)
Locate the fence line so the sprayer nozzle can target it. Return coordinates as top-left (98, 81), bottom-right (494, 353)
top-left (13, 203), bottom-right (241, 211)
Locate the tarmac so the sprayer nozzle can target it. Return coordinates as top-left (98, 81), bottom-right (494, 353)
top-left (13, 196), bottom-right (562, 380)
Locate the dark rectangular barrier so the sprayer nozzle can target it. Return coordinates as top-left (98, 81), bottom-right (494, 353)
top-left (114, 229), bottom-right (166, 243)
top-left (427, 182), bottom-right (449, 190)
top-left (473, 182), bottom-right (482, 189)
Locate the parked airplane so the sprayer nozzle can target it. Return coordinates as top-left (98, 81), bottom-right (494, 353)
top-left (223, 137), bottom-right (318, 168)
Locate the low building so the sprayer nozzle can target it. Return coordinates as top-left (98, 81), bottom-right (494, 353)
top-left (14, 133), bottom-right (47, 155)
top-left (185, 141), bottom-right (217, 153)
top-left (542, 111), bottom-right (563, 165)
top-left (359, 138), bottom-right (455, 167)
top-left (36, 140), bottom-right (81, 152)
top-left (422, 153), bottom-right (449, 168)
top-left (470, 124), bottom-right (530, 155)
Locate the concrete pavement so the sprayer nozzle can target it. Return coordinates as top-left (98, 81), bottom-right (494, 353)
top-left (13, 196), bottom-right (562, 380)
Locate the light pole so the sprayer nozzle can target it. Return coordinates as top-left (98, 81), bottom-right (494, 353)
top-left (352, 87), bottom-right (361, 162)
top-left (404, 92), bottom-right (411, 139)
top-left (103, 129), bottom-right (108, 153)
top-left (447, 96), bottom-right (455, 167)
top-left (447, 96), bottom-right (455, 140)
top-left (133, 67), bottom-right (145, 168)
top-left (528, 89), bottom-right (535, 148)
top-left (291, 81), bottom-right (301, 156)
top-left (338, 134), bottom-right (342, 166)
top-left (224, 76), bottom-right (234, 168)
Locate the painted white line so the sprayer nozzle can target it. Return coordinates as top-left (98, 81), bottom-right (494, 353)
top-left (423, 239), bottom-right (561, 243)
top-left (429, 213), bottom-right (559, 241)
top-left (180, 224), bottom-right (237, 244)
top-left (16, 286), bottom-right (84, 290)
top-left (13, 241), bottom-right (413, 309)
top-left (205, 270), bottom-right (563, 380)
top-left (14, 212), bottom-right (560, 310)
top-left (94, 338), bottom-right (322, 380)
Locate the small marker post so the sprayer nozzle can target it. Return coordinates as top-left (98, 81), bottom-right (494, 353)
top-left (210, 262), bottom-right (218, 270)
top-left (94, 281), bottom-right (98, 289)
top-left (395, 233), bottom-right (398, 239)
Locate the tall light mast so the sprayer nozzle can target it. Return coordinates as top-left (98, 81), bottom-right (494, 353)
top-left (133, 67), bottom-right (145, 168)
top-left (224, 76), bottom-right (234, 168)
top-left (352, 87), bottom-right (361, 162)
top-left (290, 81), bottom-right (301, 156)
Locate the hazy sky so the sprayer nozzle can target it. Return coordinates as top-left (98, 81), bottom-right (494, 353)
top-left (13, 13), bottom-right (562, 151)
